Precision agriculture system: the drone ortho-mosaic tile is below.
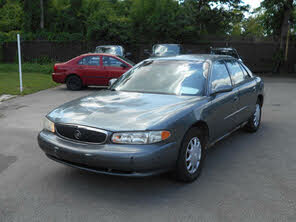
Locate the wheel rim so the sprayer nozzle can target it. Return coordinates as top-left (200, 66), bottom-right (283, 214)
top-left (253, 104), bottom-right (261, 128)
top-left (185, 137), bottom-right (202, 174)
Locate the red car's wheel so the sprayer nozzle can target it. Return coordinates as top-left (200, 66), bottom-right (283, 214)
top-left (66, 75), bottom-right (82, 91)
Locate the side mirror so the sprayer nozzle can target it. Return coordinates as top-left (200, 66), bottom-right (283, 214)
top-left (210, 85), bottom-right (232, 96)
top-left (109, 78), bottom-right (117, 87)
top-left (238, 58), bottom-right (243, 63)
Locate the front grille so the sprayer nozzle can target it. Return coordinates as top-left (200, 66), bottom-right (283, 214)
top-left (55, 123), bottom-right (107, 144)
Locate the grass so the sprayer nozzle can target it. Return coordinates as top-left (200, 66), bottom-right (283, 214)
top-left (0, 63), bottom-right (59, 96)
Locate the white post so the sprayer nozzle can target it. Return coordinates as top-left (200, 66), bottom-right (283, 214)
top-left (17, 34), bottom-right (23, 93)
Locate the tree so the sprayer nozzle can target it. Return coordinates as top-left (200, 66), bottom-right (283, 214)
top-left (129, 0), bottom-right (183, 43)
top-left (40, 0), bottom-right (44, 29)
top-left (260, 0), bottom-right (295, 46)
top-left (260, 0), bottom-right (296, 71)
top-left (241, 9), bottom-right (265, 38)
top-left (181, 0), bottom-right (248, 39)
top-left (0, 0), bottom-right (23, 32)
top-left (85, 0), bottom-right (131, 43)
top-left (23, 0), bottom-right (42, 32)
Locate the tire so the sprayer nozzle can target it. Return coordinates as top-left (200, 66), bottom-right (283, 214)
top-left (244, 100), bottom-right (262, 132)
top-left (66, 75), bottom-right (82, 91)
top-left (176, 127), bottom-right (206, 182)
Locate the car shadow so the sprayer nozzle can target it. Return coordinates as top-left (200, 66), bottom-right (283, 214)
top-left (56, 85), bottom-right (108, 92)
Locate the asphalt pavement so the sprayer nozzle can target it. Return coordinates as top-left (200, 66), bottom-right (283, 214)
top-left (0, 77), bottom-right (296, 222)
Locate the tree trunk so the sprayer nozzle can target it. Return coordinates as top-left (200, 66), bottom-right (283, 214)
top-left (40, 0), bottom-right (44, 29)
top-left (279, 0), bottom-right (293, 50)
top-left (277, 0), bottom-right (293, 73)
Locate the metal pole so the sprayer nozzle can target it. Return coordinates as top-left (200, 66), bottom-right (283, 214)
top-left (17, 34), bottom-right (23, 93)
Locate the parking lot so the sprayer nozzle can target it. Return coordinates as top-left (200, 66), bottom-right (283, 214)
top-left (0, 76), bottom-right (296, 222)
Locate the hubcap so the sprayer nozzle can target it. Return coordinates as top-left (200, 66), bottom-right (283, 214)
top-left (253, 104), bottom-right (261, 128)
top-left (185, 137), bottom-right (202, 174)
top-left (70, 78), bottom-right (80, 89)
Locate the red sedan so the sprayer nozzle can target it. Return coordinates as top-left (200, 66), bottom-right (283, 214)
top-left (52, 53), bottom-right (134, 90)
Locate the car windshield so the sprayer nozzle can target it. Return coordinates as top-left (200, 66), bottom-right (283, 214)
top-left (118, 56), bottom-right (135, 66)
top-left (152, 44), bottom-right (180, 57)
top-left (112, 60), bottom-right (208, 96)
top-left (95, 46), bottom-right (124, 56)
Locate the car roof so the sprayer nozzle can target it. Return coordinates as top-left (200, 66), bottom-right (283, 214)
top-left (153, 43), bottom-right (180, 46)
top-left (81, 53), bottom-right (120, 57)
top-left (95, 45), bottom-right (123, 48)
top-left (211, 48), bottom-right (236, 51)
top-left (149, 54), bottom-right (233, 62)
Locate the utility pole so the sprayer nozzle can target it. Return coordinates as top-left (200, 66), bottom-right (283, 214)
top-left (17, 34), bottom-right (23, 93)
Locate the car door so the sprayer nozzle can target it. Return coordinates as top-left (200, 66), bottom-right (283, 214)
top-left (225, 60), bottom-right (257, 123)
top-left (206, 60), bottom-right (240, 141)
top-left (238, 63), bottom-right (258, 121)
top-left (102, 56), bottom-right (130, 79)
top-left (77, 55), bottom-right (108, 85)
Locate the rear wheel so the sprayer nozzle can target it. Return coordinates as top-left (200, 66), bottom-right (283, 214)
top-left (176, 127), bottom-right (205, 182)
top-left (66, 75), bottom-right (82, 91)
top-left (244, 100), bottom-right (262, 132)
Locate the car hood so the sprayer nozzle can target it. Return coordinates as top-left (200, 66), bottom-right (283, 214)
top-left (47, 90), bottom-right (205, 131)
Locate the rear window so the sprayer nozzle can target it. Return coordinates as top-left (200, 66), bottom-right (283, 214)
top-left (240, 63), bottom-right (253, 77)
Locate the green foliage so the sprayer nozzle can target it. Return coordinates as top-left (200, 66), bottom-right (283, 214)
top-left (85, 0), bottom-right (131, 43)
top-left (0, 31), bottom-right (20, 42)
top-left (129, 0), bottom-right (183, 43)
top-left (3, 0), bottom-right (296, 44)
top-left (259, 0), bottom-right (296, 38)
top-left (180, 0), bottom-right (248, 39)
top-left (23, 0), bottom-right (41, 33)
top-left (0, 0), bottom-right (23, 32)
top-left (242, 15), bottom-right (265, 38)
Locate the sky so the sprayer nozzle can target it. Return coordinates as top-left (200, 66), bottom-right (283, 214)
top-left (243, 0), bottom-right (263, 10)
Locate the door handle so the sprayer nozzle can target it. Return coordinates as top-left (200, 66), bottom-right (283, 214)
top-left (233, 95), bottom-right (239, 102)
top-left (252, 86), bottom-right (256, 92)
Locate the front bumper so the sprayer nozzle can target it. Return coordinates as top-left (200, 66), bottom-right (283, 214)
top-left (38, 130), bottom-right (179, 177)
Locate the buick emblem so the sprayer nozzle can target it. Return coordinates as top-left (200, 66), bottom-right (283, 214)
top-left (74, 129), bottom-right (82, 140)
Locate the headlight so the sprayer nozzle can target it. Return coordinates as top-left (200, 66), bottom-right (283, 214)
top-left (43, 117), bottom-right (55, 133)
top-left (112, 131), bottom-right (171, 144)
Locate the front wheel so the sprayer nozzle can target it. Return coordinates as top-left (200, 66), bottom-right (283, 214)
top-left (175, 127), bottom-right (206, 182)
top-left (244, 101), bottom-right (262, 132)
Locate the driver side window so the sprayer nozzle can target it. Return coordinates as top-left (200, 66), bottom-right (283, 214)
top-left (210, 61), bottom-right (232, 93)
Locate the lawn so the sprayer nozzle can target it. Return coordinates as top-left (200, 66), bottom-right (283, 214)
top-left (0, 63), bottom-right (59, 96)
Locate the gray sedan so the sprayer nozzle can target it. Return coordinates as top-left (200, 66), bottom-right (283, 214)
top-left (38, 55), bottom-right (264, 182)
